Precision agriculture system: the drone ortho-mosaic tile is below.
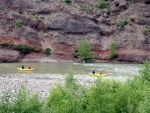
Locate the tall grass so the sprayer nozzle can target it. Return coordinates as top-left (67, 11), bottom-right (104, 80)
top-left (0, 62), bottom-right (150, 113)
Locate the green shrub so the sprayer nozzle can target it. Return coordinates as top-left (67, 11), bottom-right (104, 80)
top-left (15, 19), bottom-right (23, 27)
top-left (0, 85), bottom-right (42, 113)
top-left (86, 79), bottom-right (119, 113)
top-left (97, 0), bottom-right (109, 9)
top-left (109, 42), bottom-right (118, 59)
top-left (15, 44), bottom-right (34, 54)
top-left (65, 69), bottom-right (78, 88)
top-left (64, 0), bottom-right (71, 3)
top-left (139, 61), bottom-right (150, 82)
top-left (143, 28), bottom-right (150, 36)
top-left (45, 48), bottom-right (51, 55)
top-left (12, 86), bottom-right (42, 113)
top-left (0, 90), bottom-right (13, 113)
top-left (76, 40), bottom-right (95, 63)
top-left (117, 20), bottom-right (128, 28)
top-left (0, 42), bottom-right (13, 47)
top-left (45, 70), bottom-right (85, 113)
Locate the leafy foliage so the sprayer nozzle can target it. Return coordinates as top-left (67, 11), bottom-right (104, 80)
top-left (12, 85), bottom-right (42, 113)
top-left (97, 0), bottom-right (109, 9)
top-left (117, 20), bottom-right (128, 28)
top-left (139, 61), bottom-right (150, 82)
top-left (0, 90), bottom-right (13, 113)
top-left (109, 42), bottom-right (118, 59)
top-left (0, 42), bottom-right (14, 47)
top-left (143, 28), bottom-right (150, 36)
top-left (15, 19), bottom-right (23, 27)
top-left (15, 44), bottom-right (34, 54)
top-left (0, 85), bottom-right (42, 113)
top-left (45, 48), bottom-right (51, 55)
top-left (76, 40), bottom-right (95, 62)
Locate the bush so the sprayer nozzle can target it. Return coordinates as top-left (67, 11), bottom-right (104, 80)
top-left (143, 28), bottom-right (150, 36)
top-left (117, 20), bottom-right (128, 28)
top-left (15, 44), bottom-right (34, 54)
top-left (13, 86), bottom-right (42, 113)
top-left (45, 48), bottom-right (51, 55)
top-left (0, 85), bottom-right (42, 113)
top-left (97, 0), bottom-right (109, 9)
top-left (45, 70), bottom-right (84, 113)
top-left (76, 40), bottom-right (95, 63)
top-left (139, 61), bottom-right (150, 82)
top-left (109, 42), bottom-right (118, 59)
top-left (0, 42), bottom-right (14, 47)
top-left (64, 0), bottom-right (71, 3)
top-left (0, 90), bottom-right (13, 113)
top-left (15, 19), bottom-right (23, 27)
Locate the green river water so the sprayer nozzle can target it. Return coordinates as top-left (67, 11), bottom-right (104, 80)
top-left (0, 62), bottom-right (140, 81)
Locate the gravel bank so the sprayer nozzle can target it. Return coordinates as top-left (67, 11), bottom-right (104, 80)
top-left (0, 74), bottom-right (97, 99)
top-left (0, 75), bottom-right (64, 98)
top-left (0, 73), bottom-right (130, 99)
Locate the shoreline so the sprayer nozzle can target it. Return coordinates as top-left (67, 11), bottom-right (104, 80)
top-left (20, 57), bottom-right (142, 64)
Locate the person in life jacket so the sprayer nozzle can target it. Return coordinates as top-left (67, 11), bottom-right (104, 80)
top-left (28, 66), bottom-right (31, 69)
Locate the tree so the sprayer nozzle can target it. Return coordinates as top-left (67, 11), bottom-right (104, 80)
top-left (76, 40), bottom-right (95, 63)
top-left (109, 42), bottom-right (118, 59)
top-left (45, 48), bottom-right (51, 55)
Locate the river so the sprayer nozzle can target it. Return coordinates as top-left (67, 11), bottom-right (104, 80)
top-left (0, 62), bottom-right (141, 97)
top-left (0, 62), bottom-right (140, 82)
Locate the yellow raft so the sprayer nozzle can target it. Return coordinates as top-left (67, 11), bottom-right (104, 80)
top-left (18, 68), bottom-right (34, 71)
top-left (89, 73), bottom-right (106, 77)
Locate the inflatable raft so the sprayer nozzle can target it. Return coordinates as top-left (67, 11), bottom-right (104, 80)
top-left (89, 73), bottom-right (106, 77)
top-left (18, 68), bottom-right (34, 71)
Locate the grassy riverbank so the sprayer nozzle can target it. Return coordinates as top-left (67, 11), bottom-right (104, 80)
top-left (0, 62), bottom-right (150, 113)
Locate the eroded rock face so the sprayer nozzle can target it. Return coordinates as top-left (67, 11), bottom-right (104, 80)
top-left (0, 48), bottom-right (21, 62)
top-left (0, 0), bottom-right (149, 63)
top-left (118, 54), bottom-right (149, 63)
top-left (48, 14), bottom-right (100, 34)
